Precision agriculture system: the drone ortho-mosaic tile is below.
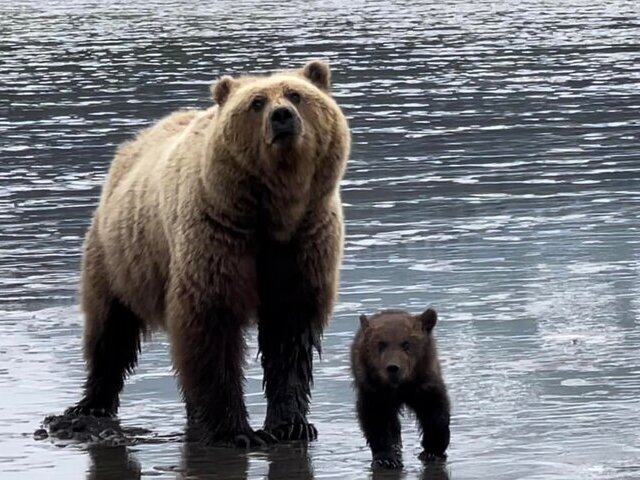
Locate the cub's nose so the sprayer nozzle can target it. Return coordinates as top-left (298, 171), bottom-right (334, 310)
top-left (386, 365), bottom-right (400, 375)
top-left (271, 107), bottom-right (295, 132)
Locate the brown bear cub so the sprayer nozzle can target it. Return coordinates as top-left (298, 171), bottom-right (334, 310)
top-left (62, 60), bottom-right (350, 448)
top-left (351, 308), bottom-right (450, 469)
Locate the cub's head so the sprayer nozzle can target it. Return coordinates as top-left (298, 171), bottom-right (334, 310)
top-left (211, 60), bottom-right (349, 182)
top-left (357, 309), bottom-right (438, 388)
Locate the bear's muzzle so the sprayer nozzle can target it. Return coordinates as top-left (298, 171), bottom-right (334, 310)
top-left (269, 106), bottom-right (300, 146)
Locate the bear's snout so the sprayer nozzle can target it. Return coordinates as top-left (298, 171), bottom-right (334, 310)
top-left (270, 106), bottom-right (299, 145)
top-left (385, 363), bottom-right (401, 385)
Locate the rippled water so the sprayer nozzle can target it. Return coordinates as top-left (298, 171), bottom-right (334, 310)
top-left (1, 1), bottom-right (640, 479)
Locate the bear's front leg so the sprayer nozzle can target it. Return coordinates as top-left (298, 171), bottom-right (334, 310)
top-left (356, 390), bottom-right (403, 469)
top-left (407, 383), bottom-right (450, 461)
top-left (167, 244), bottom-right (276, 448)
top-left (257, 207), bottom-right (343, 441)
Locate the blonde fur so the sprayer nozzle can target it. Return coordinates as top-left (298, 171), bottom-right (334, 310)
top-left (70, 60), bottom-right (350, 445)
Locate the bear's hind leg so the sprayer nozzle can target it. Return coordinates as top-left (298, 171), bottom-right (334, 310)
top-left (66, 297), bottom-right (142, 417)
top-left (67, 231), bottom-right (142, 417)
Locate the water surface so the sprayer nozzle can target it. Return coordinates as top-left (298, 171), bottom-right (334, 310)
top-left (1, 1), bottom-right (640, 479)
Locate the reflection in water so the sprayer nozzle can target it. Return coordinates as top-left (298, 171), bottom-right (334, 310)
top-left (84, 441), bottom-right (446, 480)
top-left (263, 444), bottom-right (314, 480)
top-left (178, 442), bottom-right (313, 480)
top-left (370, 462), bottom-right (450, 480)
top-left (86, 446), bottom-right (141, 480)
top-left (179, 443), bottom-right (248, 480)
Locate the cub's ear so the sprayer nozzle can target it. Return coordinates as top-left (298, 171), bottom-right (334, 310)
top-left (418, 308), bottom-right (437, 333)
top-left (211, 75), bottom-right (237, 106)
top-left (301, 60), bottom-right (331, 92)
top-left (359, 314), bottom-right (369, 329)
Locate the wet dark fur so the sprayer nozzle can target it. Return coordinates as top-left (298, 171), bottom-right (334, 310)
top-left (351, 309), bottom-right (450, 469)
top-left (257, 237), bottom-right (323, 439)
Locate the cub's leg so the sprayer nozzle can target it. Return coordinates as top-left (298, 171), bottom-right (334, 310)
top-left (407, 384), bottom-right (451, 461)
top-left (257, 209), bottom-right (342, 441)
top-left (356, 390), bottom-right (403, 469)
top-left (66, 224), bottom-right (142, 417)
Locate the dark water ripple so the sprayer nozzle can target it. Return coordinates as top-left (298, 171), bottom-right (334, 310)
top-left (1, 1), bottom-right (639, 479)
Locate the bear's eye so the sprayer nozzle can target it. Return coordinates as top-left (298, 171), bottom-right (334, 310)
top-left (251, 97), bottom-right (266, 112)
top-left (401, 341), bottom-right (411, 352)
top-left (378, 341), bottom-right (388, 353)
top-left (286, 91), bottom-right (301, 105)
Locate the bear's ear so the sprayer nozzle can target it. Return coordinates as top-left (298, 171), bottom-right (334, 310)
top-left (301, 60), bottom-right (331, 92)
top-left (418, 308), bottom-right (437, 333)
top-left (359, 314), bottom-right (369, 329)
top-left (212, 75), bottom-right (237, 106)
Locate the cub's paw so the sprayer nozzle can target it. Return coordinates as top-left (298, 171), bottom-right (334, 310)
top-left (418, 450), bottom-right (447, 462)
top-left (372, 451), bottom-right (403, 470)
top-left (267, 422), bottom-right (318, 441)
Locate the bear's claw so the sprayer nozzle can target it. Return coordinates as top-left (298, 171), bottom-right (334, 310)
top-left (254, 429), bottom-right (279, 445)
top-left (372, 457), bottom-right (403, 469)
top-left (64, 404), bottom-right (113, 418)
top-left (372, 447), bottom-right (403, 470)
top-left (418, 451), bottom-right (447, 462)
top-left (268, 422), bottom-right (317, 441)
top-left (233, 429), bottom-right (278, 448)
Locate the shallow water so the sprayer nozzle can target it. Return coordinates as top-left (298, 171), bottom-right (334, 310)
top-left (1, 0), bottom-right (640, 478)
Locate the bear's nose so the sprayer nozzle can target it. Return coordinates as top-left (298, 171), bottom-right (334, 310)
top-left (271, 107), bottom-right (295, 131)
top-left (386, 365), bottom-right (400, 375)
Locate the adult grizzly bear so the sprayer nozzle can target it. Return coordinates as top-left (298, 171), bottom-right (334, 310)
top-left (65, 60), bottom-right (350, 448)
top-left (351, 309), bottom-right (450, 468)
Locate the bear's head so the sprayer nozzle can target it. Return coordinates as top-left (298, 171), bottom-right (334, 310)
top-left (210, 60), bottom-right (349, 188)
top-left (358, 309), bottom-right (438, 388)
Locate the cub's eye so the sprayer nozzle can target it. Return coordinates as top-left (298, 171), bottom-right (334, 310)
top-left (378, 341), bottom-right (388, 353)
top-left (286, 91), bottom-right (301, 104)
top-left (401, 341), bottom-right (411, 352)
top-left (251, 97), bottom-right (266, 112)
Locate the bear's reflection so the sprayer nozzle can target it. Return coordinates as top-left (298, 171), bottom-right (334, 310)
top-left (179, 442), bottom-right (313, 480)
top-left (369, 461), bottom-right (450, 480)
top-left (420, 462), bottom-right (451, 480)
top-left (85, 441), bottom-right (447, 480)
top-left (86, 445), bottom-right (141, 480)
top-left (178, 442), bottom-right (249, 479)
top-left (260, 443), bottom-right (314, 480)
